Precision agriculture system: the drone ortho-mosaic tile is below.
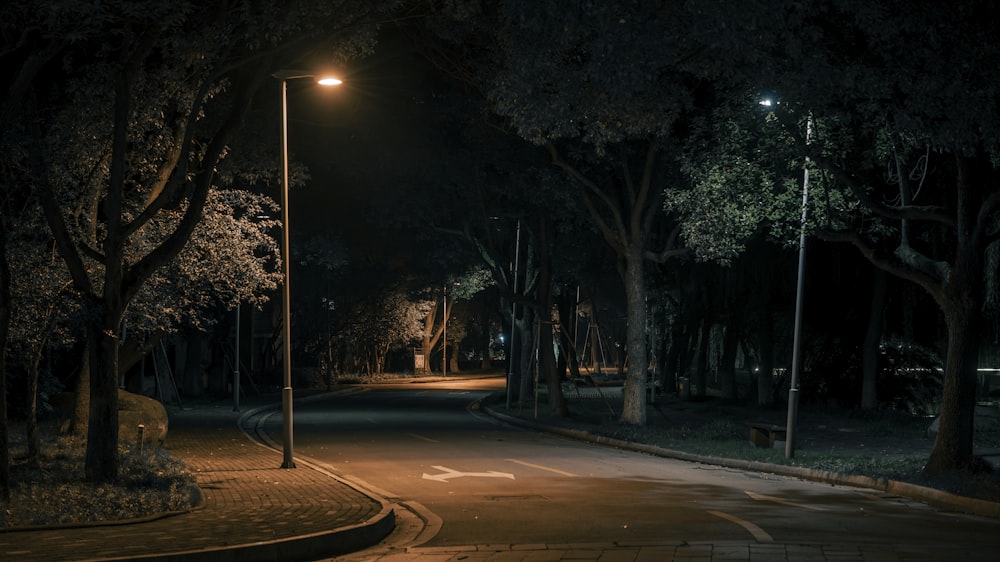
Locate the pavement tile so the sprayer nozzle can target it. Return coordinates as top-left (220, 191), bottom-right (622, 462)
top-left (0, 399), bottom-right (390, 562)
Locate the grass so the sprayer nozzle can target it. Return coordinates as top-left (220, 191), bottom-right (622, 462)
top-left (1, 422), bottom-right (200, 529)
top-left (491, 392), bottom-right (1000, 503)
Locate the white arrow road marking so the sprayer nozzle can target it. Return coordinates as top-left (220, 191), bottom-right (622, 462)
top-left (745, 490), bottom-right (827, 511)
top-left (422, 465), bottom-right (516, 482)
top-left (506, 458), bottom-right (578, 477)
top-left (706, 510), bottom-right (773, 543)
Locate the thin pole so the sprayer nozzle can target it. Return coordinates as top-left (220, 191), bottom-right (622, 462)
top-left (785, 113), bottom-right (813, 460)
top-left (280, 78), bottom-right (295, 469)
top-left (233, 304), bottom-right (240, 412)
top-left (506, 220), bottom-right (521, 409)
top-left (443, 284), bottom-right (448, 376)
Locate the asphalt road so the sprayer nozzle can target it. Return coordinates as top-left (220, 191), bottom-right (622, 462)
top-left (259, 377), bottom-right (1000, 559)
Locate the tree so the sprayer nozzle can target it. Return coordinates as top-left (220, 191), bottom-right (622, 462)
top-left (467, 1), bottom-right (752, 424)
top-left (340, 287), bottom-right (430, 375)
top-left (0, 217), bottom-right (10, 501)
top-left (2, 0), bottom-right (392, 482)
top-left (697, 0), bottom-right (1000, 473)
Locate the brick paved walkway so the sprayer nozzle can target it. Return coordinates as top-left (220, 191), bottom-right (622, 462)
top-left (0, 400), bottom-right (393, 562)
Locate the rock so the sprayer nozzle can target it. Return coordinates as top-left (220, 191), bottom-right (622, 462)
top-left (118, 390), bottom-right (169, 446)
top-left (48, 390), bottom-right (169, 445)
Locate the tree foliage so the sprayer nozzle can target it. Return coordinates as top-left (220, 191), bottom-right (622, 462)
top-left (1, 0), bottom-right (396, 482)
top-left (689, 0), bottom-right (1000, 473)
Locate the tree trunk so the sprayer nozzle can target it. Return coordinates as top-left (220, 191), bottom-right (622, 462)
top-left (536, 219), bottom-right (567, 416)
top-left (85, 306), bottom-right (122, 482)
top-left (720, 323), bottom-right (739, 401)
top-left (620, 244), bottom-right (648, 424)
top-left (557, 294), bottom-right (582, 381)
top-left (926, 251), bottom-right (983, 474)
top-left (449, 340), bottom-right (460, 373)
top-left (665, 317), bottom-right (688, 395)
top-left (517, 307), bottom-right (536, 405)
top-left (756, 312), bottom-right (775, 407)
top-left (0, 219), bottom-right (11, 501)
top-left (26, 335), bottom-right (46, 460)
top-left (181, 335), bottom-right (205, 396)
top-left (693, 319), bottom-right (709, 399)
top-left (861, 268), bottom-right (887, 410)
top-left (507, 312), bottom-right (526, 404)
top-left (419, 301), bottom-right (441, 375)
top-left (480, 308), bottom-right (492, 370)
top-left (72, 345), bottom-right (90, 436)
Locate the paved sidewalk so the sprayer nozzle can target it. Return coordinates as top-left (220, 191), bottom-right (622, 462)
top-left (0, 398), bottom-right (394, 562)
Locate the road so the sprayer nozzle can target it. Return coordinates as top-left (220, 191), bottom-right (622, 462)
top-left (257, 377), bottom-right (1000, 561)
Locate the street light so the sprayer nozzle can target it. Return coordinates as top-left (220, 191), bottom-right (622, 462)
top-left (273, 70), bottom-right (342, 469)
top-left (760, 96), bottom-right (812, 459)
top-left (785, 112), bottom-right (813, 460)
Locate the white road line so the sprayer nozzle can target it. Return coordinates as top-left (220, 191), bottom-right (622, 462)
top-left (505, 458), bottom-right (578, 477)
top-left (745, 490), bottom-right (827, 511)
top-left (706, 510), bottom-right (774, 543)
top-left (408, 432), bottom-right (440, 443)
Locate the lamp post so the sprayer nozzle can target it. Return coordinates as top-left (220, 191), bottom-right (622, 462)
top-left (274, 70), bottom-right (342, 469)
top-left (506, 220), bottom-right (521, 409)
top-left (443, 284), bottom-right (448, 377)
top-left (785, 112), bottom-right (813, 460)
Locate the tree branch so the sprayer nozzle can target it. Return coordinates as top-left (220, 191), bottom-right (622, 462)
top-left (772, 109), bottom-right (955, 228)
top-left (546, 141), bottom-right (627, 253)
top-left (123, 68), bottom-right (265, 305)
top-left (817, 229), bottom-right (945, 306)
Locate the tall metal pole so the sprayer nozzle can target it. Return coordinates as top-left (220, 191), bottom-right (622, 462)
top-left (272, 71), bottom-right (341, 469)
top-left (279, 78), bottom-right (296, 469)
top-left (785, 113), bottom-right (813, 460)
top-left (443, 285), bottom-right (448, 376)
top-left (233, 305), bottom-right (240, 412)
top-left (506, 220), bottom-right (521, 409)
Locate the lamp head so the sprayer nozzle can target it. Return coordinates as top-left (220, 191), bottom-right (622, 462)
top-left (272, 69), bottom-right (344, 86)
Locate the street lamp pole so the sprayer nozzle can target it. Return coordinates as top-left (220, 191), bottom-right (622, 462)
top-left (275, 71), bottom-right (342, 469)
top-left (443, 284), bottom-right (448, 377)
top-left (506, 220), bottom-right (521, 409)
top-left (785, 112), bottom-right (813, 460)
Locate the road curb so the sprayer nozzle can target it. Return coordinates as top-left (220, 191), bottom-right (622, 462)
top-left (481, 402), bottom-right (1000, 519)
top-left (94, 509), bottom-right (396, 562)
top-left (212, 391), bottom-right (397, 562)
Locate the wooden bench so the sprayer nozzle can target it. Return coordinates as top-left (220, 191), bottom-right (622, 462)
top-left (747, 422), bottom-right (787, 449)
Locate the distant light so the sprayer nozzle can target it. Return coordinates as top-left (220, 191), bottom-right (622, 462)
top-left (317, 77), bottom-right (343, 86)
top-left (759, 99), bottom-right (774, 107)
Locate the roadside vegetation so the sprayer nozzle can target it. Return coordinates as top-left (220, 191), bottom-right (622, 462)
top-left (489, 391), bottom-right (1000, 504)
top-left (1, 421), bottom-right (198, 528)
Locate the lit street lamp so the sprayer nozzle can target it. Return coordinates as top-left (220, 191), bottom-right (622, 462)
top-left (760, 97), bottom-right (812, 459)
top-left (273, 70), bottom-right (342, 469)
